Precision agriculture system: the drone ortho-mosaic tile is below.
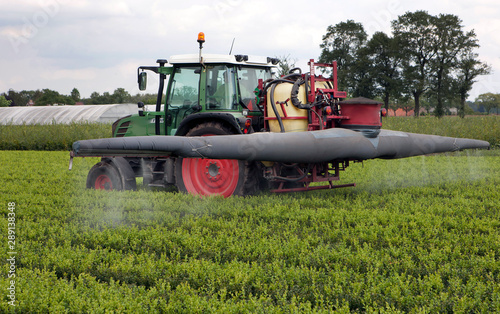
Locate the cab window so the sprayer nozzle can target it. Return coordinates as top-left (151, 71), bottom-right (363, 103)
top-left (237, 66), bottom-right (272, 110)
top-left (205, 65), bottom-right (238, 110)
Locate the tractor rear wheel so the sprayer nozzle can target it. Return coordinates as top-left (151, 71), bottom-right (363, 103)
top-left (86, 158), bottom-right (137, 191)
top-left (175, 122), bottom-right (258, 197)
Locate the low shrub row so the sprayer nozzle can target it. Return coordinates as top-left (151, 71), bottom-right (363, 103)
top-left (0, 122), bottom-right (111, 151)
top-left (383, 115), bottom-right (500, 148)
top-left (0, 115), bottom-right (498, 151)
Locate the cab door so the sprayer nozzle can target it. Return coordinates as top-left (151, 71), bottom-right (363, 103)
top-left (204, 65), bottom-right (238, 111)
top-left (165, 66), bottom-right (202, 136)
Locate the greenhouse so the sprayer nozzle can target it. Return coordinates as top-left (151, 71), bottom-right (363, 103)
top-left (0, 104), bottom-right (146, 125)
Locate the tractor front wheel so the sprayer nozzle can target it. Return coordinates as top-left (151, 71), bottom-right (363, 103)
top-left (175, 122), bottom-right (257, 197)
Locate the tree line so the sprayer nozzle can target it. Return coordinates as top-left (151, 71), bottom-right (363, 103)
top-left (318, 10), bottom-right (492, 117)
top-left (0, 88), bottom-right (158, 107)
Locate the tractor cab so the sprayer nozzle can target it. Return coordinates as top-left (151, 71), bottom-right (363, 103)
top-left (118, 54), bottom-right (276, 138)
top-left (164, 55), bottom-right (274, 135)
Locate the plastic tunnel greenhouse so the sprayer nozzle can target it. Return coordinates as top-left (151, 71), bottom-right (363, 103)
top-left (0, 104), bottom-right (146, 125)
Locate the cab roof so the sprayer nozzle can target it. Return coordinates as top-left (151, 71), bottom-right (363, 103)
top-left (168, 54), bottom-right (277, 67)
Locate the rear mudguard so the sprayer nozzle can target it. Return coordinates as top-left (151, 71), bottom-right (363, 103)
top-left (72, 128), bottom-right (490, 163)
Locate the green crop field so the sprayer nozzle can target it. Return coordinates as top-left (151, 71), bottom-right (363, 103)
top-left (1, 148), bottom-right (499, 312)
top-left (383, 116), bottom-right (500, 148)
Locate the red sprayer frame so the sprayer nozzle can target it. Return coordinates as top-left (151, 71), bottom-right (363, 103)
top-left (260, 60), bottom-right (357, 192)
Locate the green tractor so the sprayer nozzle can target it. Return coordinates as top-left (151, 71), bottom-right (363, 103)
top-left (87, 34), bottom-right (277, 197)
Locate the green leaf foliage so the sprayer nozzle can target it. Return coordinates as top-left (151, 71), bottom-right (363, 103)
top-left (0, 122), bottom-right (111, 151)
top-left (383, 115), bottom-right (500, 148)
top-left (0, 149), bottom-right (498, 312)
top-left (0, 95), bottom-right (11, 107)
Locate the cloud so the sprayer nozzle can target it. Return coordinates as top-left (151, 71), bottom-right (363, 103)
top-left (1, 0), bottom-right (499, 100)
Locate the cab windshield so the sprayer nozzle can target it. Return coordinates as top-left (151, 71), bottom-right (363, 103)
top-left (168, 66), bottom-right (200, 108)
top-left (166, 66), bottom-right (201, 130)
top-left (167, 64), bottom-right (273, 113)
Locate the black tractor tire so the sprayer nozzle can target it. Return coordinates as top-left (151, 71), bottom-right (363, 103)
top-left (86, 157), bottom-right (137, 191)
top-left (175, 122), bottom-right (259, 197)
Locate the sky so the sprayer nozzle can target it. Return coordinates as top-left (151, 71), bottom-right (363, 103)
top-left (1, 0), bottom-right (500, 101)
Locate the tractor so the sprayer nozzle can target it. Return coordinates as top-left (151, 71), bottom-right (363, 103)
top-left (75, 33), bottom-right (489, 197)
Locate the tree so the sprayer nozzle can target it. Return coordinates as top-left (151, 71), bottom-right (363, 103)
top-left (88, 91), bottom-right (113, 104)
top-left (71, 88), bottom-right (81, 102)
top-left (36, 89), bottom-right (75, 106)
top-left (89, 92), bottom-right (101, 104)
top-left (275, 54), bottom-right (297, 77)
top-left (112, 88), bottom-right (131, 104)
top-left (351, 46), bottom-right (376, 98)
top-left (475, 93), bottom-right (500, 114)
top-left (5, 89), bottom-right (42, 106)
top-left (453, 51), bottom-right (491, 118)
top-left (430, 14), bottom-right (480, 118)
top-left (103, 92), bottom-right (113, 104)
top-left (0, 95), bottom-right (12, 107)
top-left (365, 32), bottom-right (403, 111)
top-left (129, 93), bottom-right (158, 105)
top-left (392, 11), bottom-right (488, 118)
top-left (392, 11), bottom-right (439, 117)
top-left (6, 89), bottom-right (22, 106)
top-left (319, 20), bottom-right (368, 96)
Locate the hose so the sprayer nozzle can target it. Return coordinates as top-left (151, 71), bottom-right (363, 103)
top-left (264, 73), bottom-right (316, 133)
top-left (310, 107), bottom-right (323, 130)
top-left (264, 78), bottom-right (297, 133)
top-left (288, 67), bottom-right (302, 75)
top-left (269, 82), bottom-right (285, 133)
top-left (290, 78), bottom-right (312, 110)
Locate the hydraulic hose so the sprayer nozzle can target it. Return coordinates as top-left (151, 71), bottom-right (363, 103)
top-left (264, 78), bottom-right (297, 133)
top-left (268, 164), bottom-right (311, 182)
top-left (290, 78), bottom-right (311, 110)
top-left (269, 82), bottom-right (285, 133)
top-left (265, 73), bottom-right (317, 133)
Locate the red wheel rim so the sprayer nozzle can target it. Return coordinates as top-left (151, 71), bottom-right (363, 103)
top-left (95, 174), bottom-right (113, 190)
top-left (181, 158), bottom-right (240, 197)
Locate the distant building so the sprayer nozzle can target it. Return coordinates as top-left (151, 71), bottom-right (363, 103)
top-left (388, 108), bottom-right (415, 116)
top-left (387, 106), bottom-right (434, 116)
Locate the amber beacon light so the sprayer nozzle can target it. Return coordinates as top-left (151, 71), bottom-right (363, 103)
top-left (197, 32), bottom-right (205, 45)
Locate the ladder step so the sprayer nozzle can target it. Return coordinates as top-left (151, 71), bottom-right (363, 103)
top-left (148, 183), bottom-right (165, 187)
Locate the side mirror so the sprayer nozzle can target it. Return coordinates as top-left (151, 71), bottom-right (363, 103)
top-left (138, 72), bottom-right (147, 91)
